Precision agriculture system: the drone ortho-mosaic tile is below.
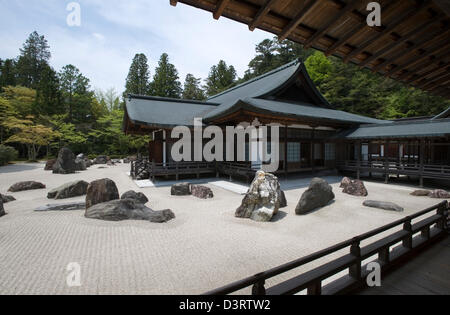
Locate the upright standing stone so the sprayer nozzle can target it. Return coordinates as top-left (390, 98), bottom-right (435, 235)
top-left (0, 198), bottom-right (5, 217)
top-left (85, 179), bottom-right (120, 209)
top-left (235, 171), bottom-right (282, 222)
top-left (53, 147), bottom-right (77, 174)
top-left (296, 178), bottom-right (335, 215)
top-left (342, 179), bottom-right (368, 197)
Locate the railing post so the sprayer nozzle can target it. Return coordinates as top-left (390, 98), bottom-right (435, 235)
top-left (307, 282), bottom-right (322, 295)
top-left (402, 217), bottom-right (413, 249)
top-left (349, 237), bottom-right (361, 280)
top-left (251, 275), bottom-right (266, 295)
top-left (378, 247), bottom-right (390, 265)
top-left (436, 201), bottom-right (448, 231)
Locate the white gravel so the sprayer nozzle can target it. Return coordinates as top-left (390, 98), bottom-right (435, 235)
top-left (0, 162), bottom-right (442, 295)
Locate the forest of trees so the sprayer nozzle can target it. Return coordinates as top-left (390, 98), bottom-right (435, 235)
top-left (0, 31), bottom-right (448, 162)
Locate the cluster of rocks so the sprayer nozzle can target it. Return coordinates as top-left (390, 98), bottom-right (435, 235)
top-left (410, 189), bottom-right (450, 199)
top-left (46, 148), bottom-right (93, 174)
top-left (235, 171), bottom-right (287, 222)
top-left (171, 183), bottom-right (214, 200)
top-left (340, 177), bottom-right (368, 197)
top-left (85, 178), bottom-right (175, 223)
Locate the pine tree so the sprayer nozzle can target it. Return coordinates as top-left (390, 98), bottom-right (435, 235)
top-left (205, 60), bottom-right (237, 97)
top-left (150, 53), bottom-right (182, 98)
top-left (124, 53), bottom-right (151, 97)
top-left (182, 74), bottom-right (205, 100)
top-left (16, 31), bottom-right (51, 88)
top-left (0, 59), bottom-right (17, 89)
top-left (34, 64), bottom-right (61, 115)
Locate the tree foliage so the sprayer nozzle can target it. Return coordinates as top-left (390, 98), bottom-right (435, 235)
top-left (182, 74), bottom-right (205, 100)
top-left (150, 53), bottom-right (182, 98)
top-left (204, 60), bottom-right (237, 97)
top-left (124, 53), bottom-right (151, 97)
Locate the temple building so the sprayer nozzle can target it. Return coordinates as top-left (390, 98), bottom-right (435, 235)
top-left (123, 59), bottom-right (450, 186)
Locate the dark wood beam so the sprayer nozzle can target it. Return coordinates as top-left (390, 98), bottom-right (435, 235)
top-left (385, 41), bottom-right (450, 78)
top-left (325, 0), bottom-right (401, 56)
top-left (359, 13), bottom-right (442, 69)
top-left (279, 0), bottom-right (322, 41)
top-left (405, 62), bottom-right (450, 84)
top-left (415, 69), bottom-right (450, 89)
top-left (396, 50), bottom-right (450, 81)
top-left (213, 0), bottom-right (230, 20)
top-left (249, 0), bottom-right (279, 31)
top-left (373, 29), bottom-right (450, 73)
top-left (304, 0), bottom-right (359, 50)
top-left (344, 1), bottom-right (431, 63)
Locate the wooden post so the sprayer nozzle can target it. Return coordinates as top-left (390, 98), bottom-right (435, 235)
top-left (284, 125), bottom-right (288, 178)
top-left (384, 141), bottom-right (389, 184)
top-left (436, 202), bottom-right (448, 230)
top-left (419, 139), bottom-right (425, 187)
top-left (311, 128), bottom-right (315, 174)
top-left (378, 248), bottom-right (390, 265)
top-left (402, 218), bottom-right (413, 249)
top-left (356, 140), bottom-right (361, 180)
top-left (368, 142), bottom-right (372, 178)
top-left (176, 162), bottom-right (179, 181)
top-left (307, 282), bottom-right (322, 295)
top-left (349, 238), bottom-right (361, 280)
top-left (251, 276), bottom-right (266, 295)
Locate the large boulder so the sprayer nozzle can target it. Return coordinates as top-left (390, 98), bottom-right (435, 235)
top-left (47, 180), bottom-right (89, 200)
top-left (1, 194), bottom-right (16, 203)
top-left (85, 199), bottom-right (175, 223)
top-left (93, 155), bottom-right (109, 165)
top-left (8, 181), bottom-right (46, 192)
top-left (85, 179), bottom-right (119, 209)
top-left (121, 190), bottom-right (149, 204)
top-left (342, 179), bottom-right (368, 197)
top-left (235, 171), bottom-right (283, 222)
top-left (44, 159), bottom-right (56, 171)
top-left (410, 190), bottom-right (431, 196)
top-left (191, 185), bottom-right (214, 199)
top-left (295, 178), bottom-right (335, 215)
top-left (53, 147), bottom-right (77, 174)
top-left (0, 198), bottom-right (5, 217)
top-left (429, 189), bottom-right (450, 199)
top-left (85, 159), bottom-right (92, 168)
top-left (171, 183), bottom-right (191, 196)
top-left (363, 200), bottom-right (404, 212)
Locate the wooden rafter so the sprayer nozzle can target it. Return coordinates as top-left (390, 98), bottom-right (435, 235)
top-left (325, 0), bottom-right (401, 56)
top-left (385, 41), bottom-right (450, 78)
top-left (373, 29), bottom-right (450, 73)
top-left (406, 62), bottom-right (450, 84)
top-left (415, 68), bottom-right (450, 89)
top-left (279, 0), bottom-right (322, 41)
top-left (344, 1), bottom-right (432, 63)
top-left (249, 0), bottom-right (279, 31)
top-left (213, 0), bottom-right (230, 20)
top-left (395, 49), bottom-right (450, 82)
top-left (359, 15), bottom-right (442, 69)
top-left (304, 0), bottom-right (359, 50)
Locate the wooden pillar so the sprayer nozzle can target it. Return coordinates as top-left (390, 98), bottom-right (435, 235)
top-left (356, 140), bottom-right (361, 180)
top-left (284, 125), bottom-right (288, 178)
top-left (311, 128), bottom-right (315, 174)
top-left (419, 139), bottom-right (425, 188)
top-left (384, 141), bottom-right (389, 184)
top-left (368, 141), bottom-right (372, 178)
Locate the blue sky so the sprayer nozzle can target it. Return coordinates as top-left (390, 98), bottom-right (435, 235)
top-left (0, 0), bottom-right (270, 93)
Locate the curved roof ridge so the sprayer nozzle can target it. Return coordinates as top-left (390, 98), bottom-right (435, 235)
top-left (207, 59), bottom-right (301, 101)
top-left (128, 94), bottom-right (219, 106)
top-left (432, 106), bottom-right (450, 120)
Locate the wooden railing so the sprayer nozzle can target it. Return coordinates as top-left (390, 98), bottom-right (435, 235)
top-left (204, 201), bottom-right (448, 295)
top-left (130, 158), bottom-right (150, 180)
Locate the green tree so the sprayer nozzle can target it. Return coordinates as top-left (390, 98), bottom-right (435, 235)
top-left (58, 64), bottom-right (92, 123)
top-left (150, 53), bottom-right (182, 98)
top-left (0, 59), bottom-right (17, 89)
top-left (304, 51), bottom-right (332, 86)
top-left (182, 74), bottom-right (205, 100)
top-left (16, 31), bottom-right (51, 88)
top-left (34, 64), bottom-right (61, 115)
top-left (124, 53), bottom-right (151, 97)
top-left (96, 88), bottom-right (121, 111)
top-left (205, 60), bottom-right (237, 96)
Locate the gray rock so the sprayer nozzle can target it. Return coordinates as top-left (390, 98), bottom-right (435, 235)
top-left (123, 158), bottom-right (130, 164)
top-left (44, 159), bottom-right (56, 171)
top-left (93, 155), bottom-right (109, 165)
top-left (53, 147), bottom-right (77, 174)
top-left (235, 171), bottom-right (282, 222)
top-left (363, 200), bottom-right (404, 212)
top-left (171, 183), bottom-right (191, 196)
top-left (75, 158), bottom-right (87, 171)
top-left (296, 178), bottom-right (335, 215)
top-left (8, 181), bottom-right (46, 192)
top-left (112, 159), bottom-right (122, 164)
top-left (340, 177), bottom-right (352, 188)
top-left (85, 159), bottom-right (92, 168)
top-left (0, 198), bottom-right (5, 217)
top-left (191, 185), bottom-right (214, 199)
top-left (35, 202), bottom-right (86, 212)
top-left (1, 194), bottom-right (16, 203)
top-left (428, 189), bottom-right (450, 199)
top-left (410, 190), bottom-right (431, 196)
top-left (279, 190), bottom-right (287, 208)
top-left (342, 179), bottom-right (368, 197)
top-left (85, 199), bottom-right (175, 223)
top-left (121, 191), bottom-right (149, 204)
top-left (47, 180), bottom-right (89, 200)
top-left (86, 178), bottom-right (120, 209)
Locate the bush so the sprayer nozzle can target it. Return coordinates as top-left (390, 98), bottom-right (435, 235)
top-left (0, 145), bottom-right (18, 166)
